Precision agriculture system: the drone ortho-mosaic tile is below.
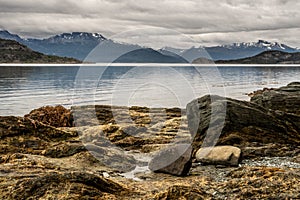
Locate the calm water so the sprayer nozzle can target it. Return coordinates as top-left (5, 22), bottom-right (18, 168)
top-left (0, 65), bottom-right (300, 116)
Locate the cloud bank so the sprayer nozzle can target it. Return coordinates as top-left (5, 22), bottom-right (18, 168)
top-left (0, 0), bottom-right (299, 47)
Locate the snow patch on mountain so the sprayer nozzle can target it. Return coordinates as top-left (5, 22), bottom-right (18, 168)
top-left (219, 40), bottom-right (290, 50)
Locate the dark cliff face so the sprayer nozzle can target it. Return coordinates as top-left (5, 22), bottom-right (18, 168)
top-left (216, 50), bottom-right (300, 64)
top-left (0, 38), bottom-right (80, 63)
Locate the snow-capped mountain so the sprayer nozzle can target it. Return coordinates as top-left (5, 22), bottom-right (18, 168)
top-left (220, 40), bottom-right (295, 51)
top-left (24, 32), bottom-right (108, 60)
top-left (43, 32), bottom-right (106, 44)
top-left (206, 40), bottom-right (299, 61)
top-left (0, 30), bottom-right (109, 60)
top-left (162, 40), bottom-right (300, 61)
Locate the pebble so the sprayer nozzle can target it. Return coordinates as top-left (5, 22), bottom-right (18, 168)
top-left (242, 157), bottom-right (300, 169)
top-left (103, 172), bottom-right (110, 178)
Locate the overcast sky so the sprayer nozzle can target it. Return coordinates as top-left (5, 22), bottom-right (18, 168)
top-left (0, 0), bottom-right (299, 48)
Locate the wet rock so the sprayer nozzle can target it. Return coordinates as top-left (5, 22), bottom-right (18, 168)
top-left (196, 146), bottom-right (241, 166)
top-left (149, 144), bottom-right (193, 176)
top-left (25, 105), bottom-right (73, 127)
top-left (186, 95), bottom-right (300, 152)
top-left (41, 143), bottom-right (86, 158)
top-left (251, 82), bottom-right (300, 115)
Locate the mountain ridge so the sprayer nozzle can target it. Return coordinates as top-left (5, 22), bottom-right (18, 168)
top-left (162, 40), bottom-right (299, 62)
top-left (0, 38), bottom-right (80, 63)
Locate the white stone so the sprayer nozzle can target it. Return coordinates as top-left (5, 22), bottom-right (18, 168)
top-left (196, 146), bottom-right (241, 166)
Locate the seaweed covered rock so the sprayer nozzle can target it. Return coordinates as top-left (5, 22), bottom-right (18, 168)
top-left (0, 116), bottom-right (77, 155)
top-left (25, 105), bottom-right (73, 127)
top-left (154, 185), bottom-right (211, 199)
top-left (0, 116), bottom-right (77, 140)
top-left (1, 172), bottom-right (126, 200)
top-left (41, 143), bottom-right (86, 158)
top-left (221, 167), bottom-right (300, 199)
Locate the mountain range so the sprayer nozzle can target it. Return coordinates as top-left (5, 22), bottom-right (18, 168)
top-left (163, 40), bottom-right (300, 62)
top-left (0, 30), bottom-right (299, 63)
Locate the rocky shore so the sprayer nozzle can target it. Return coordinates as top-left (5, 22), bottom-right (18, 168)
top-left (0, 83), bottom-right (300, 199)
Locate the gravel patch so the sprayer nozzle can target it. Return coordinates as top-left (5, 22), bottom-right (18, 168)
top-left (241, 157), bottom-right (300, 169)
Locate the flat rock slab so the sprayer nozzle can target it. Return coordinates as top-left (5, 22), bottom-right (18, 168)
top-left (196, 146), bottom-right (241, 166)
top-left (149, 144), bottom-right (192, 176)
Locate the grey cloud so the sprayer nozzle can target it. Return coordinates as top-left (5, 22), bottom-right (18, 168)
top-left (0, 0), bottom-right (80, 14)
top-left (0, 0), bottom-right (299, 47)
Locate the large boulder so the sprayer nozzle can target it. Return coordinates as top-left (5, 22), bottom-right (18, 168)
top-left (250, 82), bottom-right (300, 115)
top-left (195, 146), bottom-right (241, 166)
top-left (149, 144), bottom-right (193, 176)
top-left (186, 95), bottom-right (300, 152)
